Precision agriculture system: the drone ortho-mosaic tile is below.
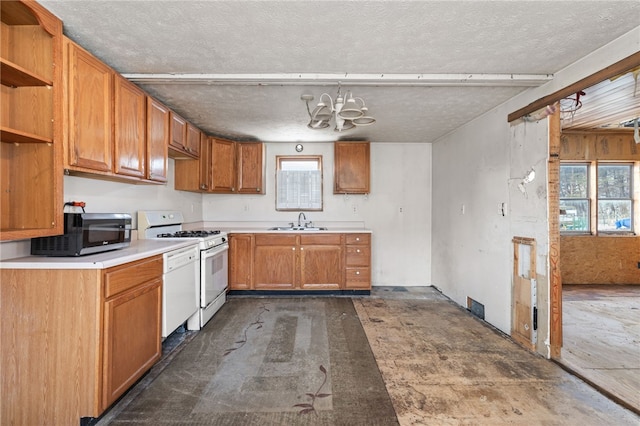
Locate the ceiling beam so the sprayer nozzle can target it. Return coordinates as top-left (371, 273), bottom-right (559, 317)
top-left (508, 51), bottom-right (640, 122)
top-left (122, 72), bottom-right (553, 87)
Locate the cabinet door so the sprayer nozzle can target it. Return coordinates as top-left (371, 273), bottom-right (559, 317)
top-left (114, 75), bottom-right (145, 178)
top-left (186, 122), bottom-right (201, 157)
top-left (146, 97), bottom-right (169, 182)
top-left (102, 279), bottom-right (162, 410)
top-left (229, 234), bottom-right (253, 290)
top-left (254, 234), bottom-right (297, 289)
top-left (334, 142), bottom-right (370, 194)
top-left (237, 142), bottom-right (264, 194)
top-left (211, 138), bottom-right (237, 193)
top-left (300, 244), bottom-right (342, 289)
top-left (199, 134), bottom-right (212, 190)
top-left (66, 41), bottom-right (113, 172)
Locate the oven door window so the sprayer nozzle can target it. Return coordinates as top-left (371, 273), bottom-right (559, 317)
top-left (202, 247), bottom-right (228, 306)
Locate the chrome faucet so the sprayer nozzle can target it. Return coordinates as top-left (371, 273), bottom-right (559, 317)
top-left (298, 212), bottom-right (307, 227)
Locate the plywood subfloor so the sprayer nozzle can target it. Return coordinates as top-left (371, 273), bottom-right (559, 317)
top-left (355, 286), bottom-right (639, 425)
top-left (560, 284), bottom-right (640, 412)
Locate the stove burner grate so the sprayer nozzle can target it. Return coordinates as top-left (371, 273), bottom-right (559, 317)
top-left (157, 230), bottom-right (221, 238)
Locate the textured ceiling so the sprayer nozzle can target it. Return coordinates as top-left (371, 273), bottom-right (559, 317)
top-left (40, 0), bottom-right (640, 143)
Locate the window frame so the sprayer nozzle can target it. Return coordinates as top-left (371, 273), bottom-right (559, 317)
top-left (559, 162), bottom-right (591, 234)
top-left (596, 162), bottom-right (633, 234)
top-left (275, 155), bottom-right (323, 212)
top-left (559, 160), bottom-right (636, 235)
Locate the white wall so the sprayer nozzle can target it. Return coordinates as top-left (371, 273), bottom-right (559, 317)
top-left (1, 143), bottom-right (432, 289)
top-left (432, 27), bottom-right (640, 352)
top-left (201, 141), bottom-right (432, 287)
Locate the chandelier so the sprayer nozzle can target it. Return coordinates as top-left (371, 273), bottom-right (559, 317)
top-left (302, 86), bottom-right (375, 131)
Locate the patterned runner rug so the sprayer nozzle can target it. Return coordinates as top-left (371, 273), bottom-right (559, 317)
top-left (107, 297), bottom-right (399, 425)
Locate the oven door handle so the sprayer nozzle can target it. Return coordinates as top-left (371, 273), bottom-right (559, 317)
top-left (201, 243), bottom-right (229, 259)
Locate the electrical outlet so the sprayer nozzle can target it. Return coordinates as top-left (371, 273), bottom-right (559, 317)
top-left (352, 205), bottom-right (357, 214)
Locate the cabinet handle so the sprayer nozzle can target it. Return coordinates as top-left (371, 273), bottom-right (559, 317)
top-left (232, 187), bottom-right (235, 192)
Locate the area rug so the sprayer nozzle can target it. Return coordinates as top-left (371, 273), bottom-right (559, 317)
top-left (107, 297), bottom-right (399, 425)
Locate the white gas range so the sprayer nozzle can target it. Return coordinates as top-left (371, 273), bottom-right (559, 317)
top-left (138, 210), bottom-right (229, 332)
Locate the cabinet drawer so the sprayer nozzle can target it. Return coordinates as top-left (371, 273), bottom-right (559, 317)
top-left (255, 233), bottom-right (297, 246)
top-left (300, 234), bottom-right (342, 245)
top-left (104, 255), bottom-right (163, 299)
top-left (345, 233), bottom-right (370, 245)
top-left (346, 246), bottom-right (370, 266)
top-left (345, 267), bottom-right (371, 288)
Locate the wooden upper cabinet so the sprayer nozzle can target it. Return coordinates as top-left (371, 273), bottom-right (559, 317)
top-left (237, 142), bottom-right (265, 194)
top-left (168, 112), bottom-right (198, 159)
top-left (199, 134), bottom-right (211, 190)
top-left (0, 0), bottom-right (64, 241)
top-left (186, 123), bottom-right (201, 157)
top-left (169, 111), bottom-right (186, 152)
top-left (174, 139), bottom-right (265, 194)
top-left (211, 138), bottom-right (237, 192)
top-left (65, 39), bottom-right (113, 173)
top-left (114, 75), bottom-right (145, 178)
top-left (146, 97), bottom-right (169, 182)
top-left (334, 141), bottom-right (370, 194)
top-left (173, 134), bottom-right (210, 192)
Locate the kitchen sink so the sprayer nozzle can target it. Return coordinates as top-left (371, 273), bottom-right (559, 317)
top-left (268, 226), bottom-right (327, 231)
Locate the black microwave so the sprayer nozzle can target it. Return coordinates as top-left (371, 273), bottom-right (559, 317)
top-left (31, 213), bottom-right (132, 256)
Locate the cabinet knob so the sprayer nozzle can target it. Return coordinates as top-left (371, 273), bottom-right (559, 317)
top-left (292, 247), bottom-right (295, 251)
top-left (355, 271), bottom-right (360, 275)
top-left (300, 247), bottom-right (304, 251)
top-left (232, 187), bottom-right (235, 192)
top-left (256, 188), bottom-right (261, 192)
top-left (357, 249), bottom-right (361, 253)
top-left (355, 237), bottom-right (360, 241)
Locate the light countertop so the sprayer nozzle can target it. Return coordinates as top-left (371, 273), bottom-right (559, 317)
top-left (0, 239), bottom-right (198, 270)
top-left (223, 228), bottom-right (372, 234)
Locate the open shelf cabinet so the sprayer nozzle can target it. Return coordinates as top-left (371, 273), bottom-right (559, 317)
top-left (0, 0), bottom-right (63, 240)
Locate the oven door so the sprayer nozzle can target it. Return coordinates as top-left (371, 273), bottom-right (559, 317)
top-left (200, 242), bottom-right (229, 307)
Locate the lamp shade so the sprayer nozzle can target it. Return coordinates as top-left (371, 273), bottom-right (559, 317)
top-left (311, 103), bottom-right (332, 122)
top-left (352, 106), bottom-right (375, 126)
top-left (308, 118), bottom-right (330, 129)
top-left (337, 94), bottom-right (364, 119)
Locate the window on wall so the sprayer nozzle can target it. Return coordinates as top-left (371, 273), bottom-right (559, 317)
top-left (276, 155), bottom-right (323, 211)
top-left (559, 162), bottom-right (634, 234)
top-left (559, 163), bottom-right (590, 232)
top-left (597, 164), bottom-right (632, 232)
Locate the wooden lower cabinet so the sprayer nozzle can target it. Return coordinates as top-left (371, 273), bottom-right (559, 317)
top-left (0, 255), bottom-right (163, 425)
top-left (102, 278), bottom-right (162, 409)
top-left (230, 232), bottom-right (370, 291)
top-left (345, 233), bottom-right (371, 289)
top-left (300, 234), bottom-right (343, 290)
top-left (229, 234), bottom-right (253, 290)
top-left (254, 234), bottom-right (297, 289)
